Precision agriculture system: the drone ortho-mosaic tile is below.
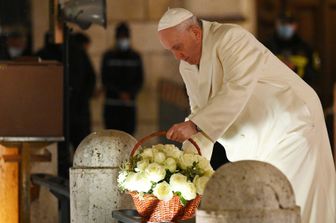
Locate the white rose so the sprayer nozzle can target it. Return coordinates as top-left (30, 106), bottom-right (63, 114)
top-left (151, 148), bottom-right (159, 154)
top-left (182, 141), bottom-right (199, 155)
top-left (193, 175), bottom-right (210, 195)
top-left (169, 173), bottom-right (188, 192)
top-left (164, 157), bottom-right (177, 173)
top-left (135, 159), bottom-right (149, 172)
top-left (123, 172), bottom-right (136, 191)
top-left (163, 144), bottom-right (183, 159)
top-left (152, 144), bottom-right (166, 152)
top-left (141, 148), bottom-right (153, 160)
top-left (123, 172), bottom-right (152, 193)
top-left (153, 151), bottom-right (166, 164)
top-left (179, 153), bottom-right (198, 169)
top-left (180, 181), bottom-right (197, 200)
top-left (117, 170), bottom-right (128, 186)
top-left (197, 156), bottom-right (213, 173)
top-left (135, 172), bottom-right (152, 192)
top-left (204, 169), bottom-right (215, 177)
top-left (129, 173), bottom-right (152, 193)
top-left (153, 181), bottom-right (173, 201)
top-left (145, 163), bottom-right (166, 182)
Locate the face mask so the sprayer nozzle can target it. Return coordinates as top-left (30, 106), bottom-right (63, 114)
top-left (277, 25), bottom-right (295, 39)
top-left (8, 47), bottom-right (23, 58)
top-left (117, 38), bottom-right (130, 51)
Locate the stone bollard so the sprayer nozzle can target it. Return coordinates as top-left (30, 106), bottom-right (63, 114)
top-left (70, 130), bottom-right (136, 223)
top-left (197, 160), bottom-right (301, 223)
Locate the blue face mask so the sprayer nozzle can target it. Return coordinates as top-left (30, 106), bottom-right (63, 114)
top-left (117, 38), bottom-right (130, 51)
top-left (277, 25), bottom-right (295, 39)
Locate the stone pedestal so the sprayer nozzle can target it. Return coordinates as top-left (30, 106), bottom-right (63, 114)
top-left (197, 160), bottom-right (301, 223)
top-left (70, 130), bottom-right (136, 223)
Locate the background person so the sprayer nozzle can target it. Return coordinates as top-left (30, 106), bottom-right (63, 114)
top-left (265, 12), bottom-right (319, 89)
top-left (101, 22), bottom-right (143, 134)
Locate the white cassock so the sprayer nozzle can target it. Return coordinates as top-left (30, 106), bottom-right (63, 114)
top-left (181, 20), bottom-right (336, 223)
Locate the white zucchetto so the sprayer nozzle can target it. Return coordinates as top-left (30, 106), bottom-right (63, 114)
top-left (158, 8), bottom-right (193, 31)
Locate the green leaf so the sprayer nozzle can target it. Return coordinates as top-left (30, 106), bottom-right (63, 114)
top-left (129, 154), bottom-right (142, 170)
top-left (176, 192), bottom-right (187, 206)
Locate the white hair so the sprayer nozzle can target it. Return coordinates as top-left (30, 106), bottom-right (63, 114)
top-left (174, 16), bottom-right (201, 32)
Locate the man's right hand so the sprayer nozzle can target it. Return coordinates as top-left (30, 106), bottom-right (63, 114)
top-left (166, 120), bottom-right (198, 143)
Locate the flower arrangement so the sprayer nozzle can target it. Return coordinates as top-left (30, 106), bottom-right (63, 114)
top-left (117, 143), bottom-right (214, 205)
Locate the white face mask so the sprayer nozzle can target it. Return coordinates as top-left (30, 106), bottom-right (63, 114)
top-left (277, 25), bottom-right (295, 40)
top-left (117, 38), bottom-right (130, 51)
top-left (8, 47), bottom-right (23, 58)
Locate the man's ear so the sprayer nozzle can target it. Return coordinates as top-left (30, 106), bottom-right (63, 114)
top-left (189, 25), bottom-right (202, 41)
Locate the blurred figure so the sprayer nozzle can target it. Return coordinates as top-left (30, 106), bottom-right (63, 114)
top-left (35, 32), bottom-right (96, 149)
top-left (35, 31), bottom-right (65, 178)
top-left (265, 12), bottom-right (335, 148)
top-left (101, 22), bottom-right (143, 134)
top-left (0, 31), bottom-right (28, 60)
top-left (69, 32), bottom-right (96, 149)
top-left (37, 32), bottom-right (96, 178)
top-left (35, 32), bottom-right (62, 62)
top-left (265, 12), bottom-right (319, 88)
top-left (0, 34), bottom-right (10, 60)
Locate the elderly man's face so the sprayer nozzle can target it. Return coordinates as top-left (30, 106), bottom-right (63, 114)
top-left (159, 25), bottom-right (202, 65)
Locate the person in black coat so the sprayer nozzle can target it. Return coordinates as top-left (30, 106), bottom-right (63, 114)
top-left (0, 35), bottom-right (10, 60)
top-left (35, 32), bottom-right (62, 62)
top-left (101, 22), bottom-right (143, 134)
top-left (68, 32), bottom-right (96, 148)
top-left (35, 32), bottom-right (95, 148)
top-left (35, 32), bottom-right (96, 178)
top-left (265, 12), bottom-right (319, 88)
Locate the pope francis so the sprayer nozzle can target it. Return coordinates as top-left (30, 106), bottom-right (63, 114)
top-left (158, 8), bottom-right (336, 223)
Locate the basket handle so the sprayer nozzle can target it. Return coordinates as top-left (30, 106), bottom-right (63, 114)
top-left (130, 131), bottom-right (202, 157)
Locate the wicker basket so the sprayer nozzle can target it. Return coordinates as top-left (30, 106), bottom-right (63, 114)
top-left (129, 131), bottom-right (202, 222)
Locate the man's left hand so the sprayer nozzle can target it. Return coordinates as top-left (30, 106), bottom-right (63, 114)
top-left (166, 120), bottom-right (198, 143)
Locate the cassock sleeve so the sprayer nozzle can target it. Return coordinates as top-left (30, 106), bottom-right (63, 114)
top-left (190, 27), bottom-right (267, 142)
top-left (179, 63), bottom-right (200, 119)
top-left (187, 92), bottom-right (199, 117)
top-left (186, 89), bottom-right (199, 120)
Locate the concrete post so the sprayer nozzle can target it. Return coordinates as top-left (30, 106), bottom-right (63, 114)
top-left (70, 130), bottom-right (136, 223)
top-left (197, 160), bottom-right (301, 223)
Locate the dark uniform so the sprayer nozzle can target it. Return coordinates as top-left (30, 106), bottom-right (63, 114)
top-left (0, 35), bottom-right (10, 60)
top-left (101, 47), bottom-right (143, 134)
top-left (68, 33), bottom-right (96, 148)
top-left (36, 33), bottom-right (95, 147)
top-left (35, 32), bottom-right (63, 63)
top-left (265, 12), bottom-right (319, 88)
top-left (265, 13), bottom-right (336, 160)
top-left (265, 33), bottom-right (318, 87)
top-left (36, 33), bottom-right (95, 148)
top-left (35, 32), bottom-right (96, 178)
top-left (101, 22), bottom-right (143, 134)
